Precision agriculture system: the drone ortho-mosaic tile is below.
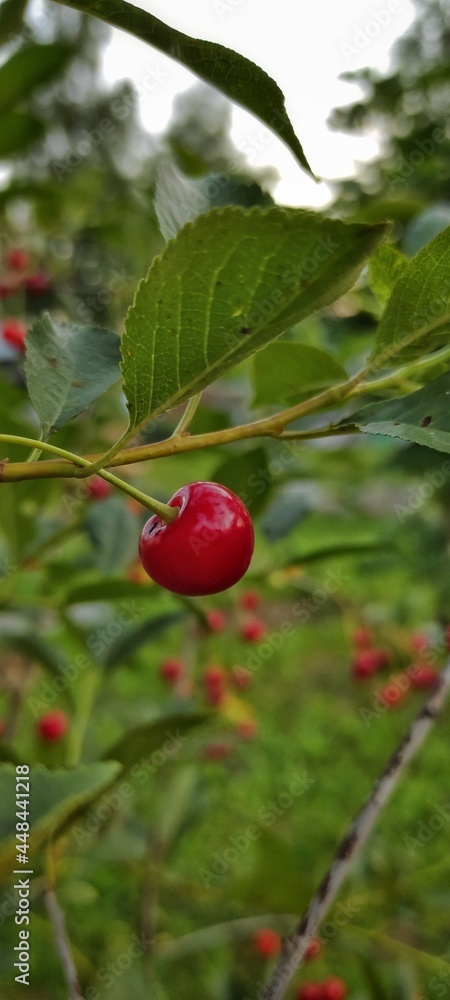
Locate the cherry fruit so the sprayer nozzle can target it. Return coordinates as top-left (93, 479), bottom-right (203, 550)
top-left (139, 482), bottom-right (254, 596)
top-left (252, 928), bottom-right (280, 959)
top-left (322, 977), bottom-right (347, 1000)
top-left (240, 619), bottom-right (266, 643)
top-left (2, 318), bottom-right (27, 353)
top-left (296, 984), bottom-right (323, 1000)
top-left (37, 710), bottom-right (68, 742)
top-left (304, 937), bottom-right (322, 962)
top-left (159, 657), bottom-right (184, 683)
top-left (86, 476), bottom-right (112, 500)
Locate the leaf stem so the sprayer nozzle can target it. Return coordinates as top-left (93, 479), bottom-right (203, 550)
top-left (262, 663), bottom-right (450, 1000)
top-left (172, 393), bottom-right (202, 436)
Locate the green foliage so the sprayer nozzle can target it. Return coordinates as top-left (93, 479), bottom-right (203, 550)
top-left (251, 343), bottom-right (347, 407)
top-left (343, 371), bottom-right (450, 453)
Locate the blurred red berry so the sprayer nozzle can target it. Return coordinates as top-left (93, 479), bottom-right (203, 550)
top-left (352, 649), bottom-right (388, 679)
top-left (322, 977), bottom-right (347, 1000)
top-left (232, 665), bottom-right (252, 689)
top-left (25, 271), bottom-right (51, 294)
top-left (378, 677), bottom-right (406, 707)
top-left (6, 248), bottom-right (29, 271)
top-left (239, 589), bottom-right (261, 611)
top-left (37, 710), bottom-right (68, 742)
top-left (203, 665), bottom-right (226, 706)
top-left (86, 476), bottom-right (112, 500)
top-left (252, 928), bottom-right (280, 959)
top-left (206, 609), bottom-right (227, 633)
top-left (236, 719), bottom-right (258, 740)
top-left (304, 938), bottom-right (322, 962)
top-left (409, 664), bottom-right (439, 689)
top-left (410, 631), bottom-right (429, 653)
top-left (159, 658), bottom-right (184, 683)
top-left (0, 280), bottom-right (14, 299)
top-left (241, 619), bottom-right (266, 643)
top-left (2, 318), bottom-right (26, 353)
top-left (352, 626), bottom-right (373, 649)
top-left (201, 741), bottom-right (230, 761)
top-left (296, 984), bottom-right (323, 1000)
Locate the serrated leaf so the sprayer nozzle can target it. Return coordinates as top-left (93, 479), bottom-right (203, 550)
top-left (101, 713), bottom-right (205, 771)
top-left (368, 243), bottom-right (409, 307)
top-left (154, 162), bottom-right (204, 241)
top-left (0, 43), bottom-right (74, 116)
top-left (0, 761), bottom-right (122, 877)
top-left (370, 227), bottom-right (450, 366)
top-left (50, 0), bottom-right (311, 174)
top-left (25, 313), bottom-right (122, 438)
top-left (251, 342), bottom-right (347, 408)
top-left (103, 611), bottom-right (185, 669)
top-left (84, 496), bottom-right (136, 574)
top-left (211, 446), bottom-right (271, 517)
top-left (122, 207), bottom-right (388, 433)
top-left (341, 371), bottom-right (450, 455)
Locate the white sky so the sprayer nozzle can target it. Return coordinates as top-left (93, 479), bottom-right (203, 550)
top-left (101, 0), bottom-right (416, 208)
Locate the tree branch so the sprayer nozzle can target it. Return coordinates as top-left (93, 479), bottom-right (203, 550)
top-left (43, 885), bottom-right (85, 1000)
top-left (262, 662), bottom-right (450, 1000)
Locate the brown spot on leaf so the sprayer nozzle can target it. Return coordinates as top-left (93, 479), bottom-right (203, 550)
top-left (420, 415), bottom-right (432, 427)
top-left (239, 326), bottom-right (252, 335)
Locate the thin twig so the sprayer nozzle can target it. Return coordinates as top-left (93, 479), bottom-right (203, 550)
top-left (43, 885), bottom-right (85, 1000)
top-left (262, 661), bottom-right (450, 1000)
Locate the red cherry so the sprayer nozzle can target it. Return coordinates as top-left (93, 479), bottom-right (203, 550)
top-left (321, 977), bottom-right (347, 1000)
top-left (6, 248), bottom-right (29, 271)
top-left (240, 619), bottom-right (266, 643)
top-left (201, 741), bottom-right (231, 761)
top-left (352, 626), bottom-right (373, 649)
top-left (296, 984), bottom-right (324, 1000)
top-left (206, 609), bottom-right (227, 633)
top-left (36, 710), bottom-right (68, 742)
top-left (239, 589), bottom-right (261, 611)
top-left (236, 719), bottom-right (258, 740)
top-left (410, 631), bottom-right (429, 653)
top-left (304, 938), bottom-right (322, 962)
top-left (2, 318), bottom-right (27, 353)
top-left (252, 928), bottom-right (280, 959)
top-left (378, 675), bottom-right (406, 707)
top-left (203, 664), bottom-right (226, 706)
top-left (159, 657), bottom-right (184, 683)
top-left (0, 281), bottom-right (14, 299)
top-left (409, 664), bottom-right (439, 689)
top-left (139, 482), bottom-right (254, 597)
top-left (352, 649), bottom-right (388, 679)
top-left (25, 271), bottom-right (51, 294)
top-left (86, 476), bottom-right (112, 500)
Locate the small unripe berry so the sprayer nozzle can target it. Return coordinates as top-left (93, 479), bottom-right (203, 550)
top-left (252, 928), bottom-right (280, 959)
top-left (296, 984), bottom-right (323, 1000)
top-left (37, 710), bottom-right (68, 742)
top-left (159, 658), bottom-right (184, 683)
top-left (240, 619), bottom-right (266, 643)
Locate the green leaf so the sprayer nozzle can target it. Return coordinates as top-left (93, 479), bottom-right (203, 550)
top-left (84, 496), bottom-right (137, 574)
top-left (122, 207), bottom-right (388, 433)
top-left (341, 371), bottom-right (450, 455)
top-left (370, 227), bottom-right (450, 366)
top-left (0, 0), bottom-right (28, 47)
top-left (251, 342), bottom-right (347, 408)
top-left (368, 243), bottom-right (409, 307)
top-left (0, 761), bottom-right (122, 876)
top-left (50, 0), bottom-right (311, 174)
top-left (0, 43), bottom-right (74, 116)
top-left (25, 313), bottom-right (122, 438)
top-left (101, 713), bottom-right (205, 771)
top-left (154, 163), bottom-right (204, 241)
top-left (103, 611), bottom-right (185, 669)
top-left (61, 577), bottom-right (151, 606)
top-left (0, 631), bottom-right (71, 685)
top-left (211, 446), bottom-right (272, 517)
top-left (0, 109), bottom-right (44, 158)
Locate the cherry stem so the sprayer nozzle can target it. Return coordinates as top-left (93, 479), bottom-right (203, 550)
top-left (0, 434), bottom-right (177, 522)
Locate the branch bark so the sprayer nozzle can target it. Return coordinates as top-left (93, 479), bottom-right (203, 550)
top-left (262, 662), bottom-right (450, 1000)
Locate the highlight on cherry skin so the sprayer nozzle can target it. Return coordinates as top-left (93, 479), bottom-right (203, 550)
top-left (138, 481), bottom-right (254, 597)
